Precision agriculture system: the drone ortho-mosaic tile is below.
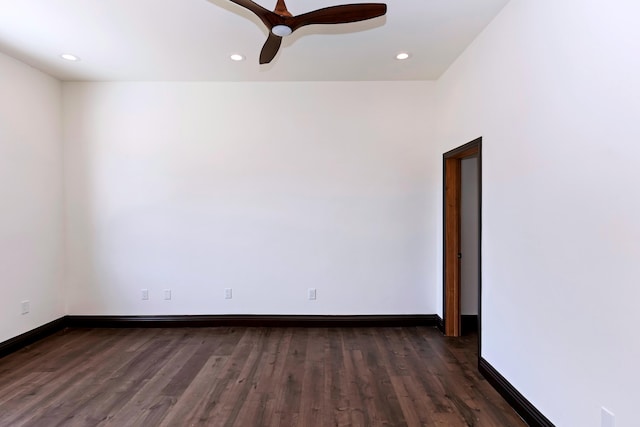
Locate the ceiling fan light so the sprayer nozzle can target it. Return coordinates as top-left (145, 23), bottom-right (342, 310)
top-left (396, 52), bottom-right (411, 60)
top-left (272, 25), bottom-right (292, 37)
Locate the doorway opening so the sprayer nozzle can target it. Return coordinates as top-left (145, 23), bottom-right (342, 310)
top-left (443, 137), bottom-right (482, 341)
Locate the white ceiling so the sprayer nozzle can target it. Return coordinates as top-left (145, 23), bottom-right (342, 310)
top-left (0, 0), bottom-right (509, 82)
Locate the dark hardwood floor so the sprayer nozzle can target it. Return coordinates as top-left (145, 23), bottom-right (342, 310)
top-left (0, 327), bottom-right (526, 426)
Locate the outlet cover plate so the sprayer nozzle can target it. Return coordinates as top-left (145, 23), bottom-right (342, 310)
top-left (602, 407), bottom-right (615, 427)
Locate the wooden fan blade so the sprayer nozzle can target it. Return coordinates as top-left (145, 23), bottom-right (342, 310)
top-left (228, 0), bottom-right (281, 28)
top-left (260, 33), bottom-right (283, 64)
top-left (289, 3), bottom-right (386, 32)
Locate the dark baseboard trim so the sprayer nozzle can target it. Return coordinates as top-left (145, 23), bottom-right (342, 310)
top-left (66, 314), bottom-right (439, 328)
top-left (436, 315), bottom-right (445, 334)
top-left (479, 357), bottom-right (554, 427)
top-left (1, 314), bottom-right (438, 359)
top-left (461, 315), bottom-right (478, 334)
top-left (0, 317), bottom-right (67, 359)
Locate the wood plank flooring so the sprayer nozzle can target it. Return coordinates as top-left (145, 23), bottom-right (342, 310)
top-left (0, 327), bottom-right (526, 426)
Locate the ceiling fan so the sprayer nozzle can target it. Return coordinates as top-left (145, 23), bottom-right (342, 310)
top-left (224, 0), bottom-right (387, 64)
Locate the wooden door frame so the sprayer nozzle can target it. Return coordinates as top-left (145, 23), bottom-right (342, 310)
top-left (443, 137), bottom-right (482, 340)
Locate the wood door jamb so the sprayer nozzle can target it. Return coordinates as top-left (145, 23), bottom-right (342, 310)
top-left (443, 137), bottom-right (481, 339)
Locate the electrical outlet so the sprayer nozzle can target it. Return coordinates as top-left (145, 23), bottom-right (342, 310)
top-left (21, 300), bottom-right (30, 315)
top-left (141, 289), bottom-right (149, 300)
top-left (224, 288), bottom-right (233, 299)
top-left (164, 289), bottom-right (171, 300)
top-left (308, 288), bottom-right (317, 300)
top-left (601, 407), bottom-right (615, 427)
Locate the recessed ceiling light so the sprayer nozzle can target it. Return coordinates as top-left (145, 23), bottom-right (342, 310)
top-left (230, 54), bottom-right (245, 61)
top-left (60, 53), bottom-right (80, 61)
top-left (395, 52), bottom-right (411, 60)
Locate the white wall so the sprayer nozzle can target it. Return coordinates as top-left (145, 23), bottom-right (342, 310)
top-left (461, 156), bottom-right (478, 315)
top-left (436, 0), bottom-right (640, 425)
top-left (63, 81), bottom-right (438, 316)
top-left (0, 52), bottom-right (65, 343)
